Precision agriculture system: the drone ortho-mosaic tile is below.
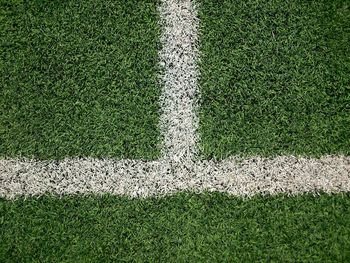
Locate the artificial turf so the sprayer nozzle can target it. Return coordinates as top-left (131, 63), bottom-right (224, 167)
top-left (0, 0), bottom-right (161, 160)
top-left (198, 0), bottom-right (350, 159)
top-left (1, 192), bottom-right (349, 262)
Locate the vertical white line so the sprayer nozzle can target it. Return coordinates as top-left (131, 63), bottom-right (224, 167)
top-left (158, 0), bottom-right (200, 162)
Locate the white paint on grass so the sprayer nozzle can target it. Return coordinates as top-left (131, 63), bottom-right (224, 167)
top-left (158, 0), bottom-right (200, 162)
top-left (1, 0), bottom-right (349, 199)
top-left (1, 156), bottom-right (349, 199)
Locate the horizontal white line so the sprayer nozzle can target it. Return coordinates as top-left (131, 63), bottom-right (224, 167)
top-left (1, 156), bottom-right (349, 199)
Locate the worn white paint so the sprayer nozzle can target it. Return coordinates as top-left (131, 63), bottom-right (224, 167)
top-left (1, 0), bottom-right (349, 199)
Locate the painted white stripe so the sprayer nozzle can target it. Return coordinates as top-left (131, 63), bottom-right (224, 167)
top-left (158, 0), bottom-right (200, 161)
top-left (1, 0), bottom-right (349, 199)
top-left (1, 156), bottom-right (349, 198)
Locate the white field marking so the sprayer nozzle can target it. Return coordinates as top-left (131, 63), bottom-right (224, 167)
top-left (1, 156), bottom-right (349, 198)
top-left (1, 0), bottom-right (350, 199)
top-left (158, 0), bottom-right (200, 162)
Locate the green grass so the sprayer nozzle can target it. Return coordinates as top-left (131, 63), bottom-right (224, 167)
top-left (198, 0), bottom-right (350, 159)
top-left (1, 192), bottom-right (350, 262)
top-left (0, 0), bottom-right (161, 160)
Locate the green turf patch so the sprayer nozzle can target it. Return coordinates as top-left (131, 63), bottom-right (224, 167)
top-left (198, 0), bottom-right (350, 159)
top-left (0, 0), bottom-right (161, 160)
top-left (1, 193), bottom-right (349, 262)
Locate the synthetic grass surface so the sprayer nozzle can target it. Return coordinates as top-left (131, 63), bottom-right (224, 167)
top-left (1, 193), bottom-right (350, 262)
top-left (198, 0), bottom-right (350, 159)
top-left (0, 0), bottom-right (161, 160)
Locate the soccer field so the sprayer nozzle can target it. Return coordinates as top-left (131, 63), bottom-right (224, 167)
top-left (1, 0), bottom-right (350, 261)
